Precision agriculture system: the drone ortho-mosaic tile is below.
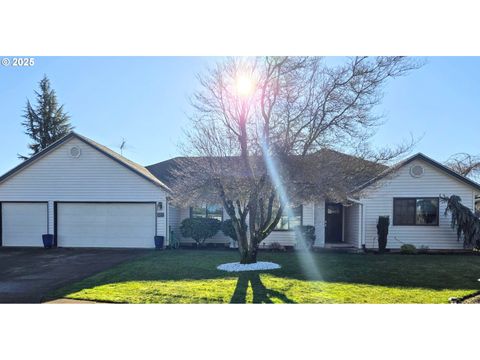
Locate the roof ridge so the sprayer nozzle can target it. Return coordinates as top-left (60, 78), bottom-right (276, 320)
top-left (146, 148), bottom-right (380, 168)
top-left (71, 133), bottom-right (171, 191)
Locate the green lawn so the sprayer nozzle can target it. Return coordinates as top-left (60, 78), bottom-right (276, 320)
top-left (50, 250), bottom-right (480, 304)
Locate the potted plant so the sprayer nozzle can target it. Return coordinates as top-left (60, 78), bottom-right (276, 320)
top-left (376, 216), bottom-right (390, 253)
top-left (295, 225), bottom-right (316, 249)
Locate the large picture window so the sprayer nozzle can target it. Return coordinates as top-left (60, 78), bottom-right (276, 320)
top-left (393, 198), bottom-right (439, 226)
top-left (190, 204), bottom-right (223, 221)
top-left (274, 206), bottom-right (302, 231)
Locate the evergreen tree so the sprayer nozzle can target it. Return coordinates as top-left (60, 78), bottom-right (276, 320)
top-left (19, 75), bottom-right (73, 160)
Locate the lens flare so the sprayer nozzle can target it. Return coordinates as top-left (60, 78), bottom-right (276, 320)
top-left (261, 141), bottom-right (322, 280)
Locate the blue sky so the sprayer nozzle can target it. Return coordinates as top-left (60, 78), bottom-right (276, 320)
top-left (0, 56), bottom-right (479, 175)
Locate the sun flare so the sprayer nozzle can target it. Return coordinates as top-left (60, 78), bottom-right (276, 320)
top-left (235, 74), bottom-right (255, 97)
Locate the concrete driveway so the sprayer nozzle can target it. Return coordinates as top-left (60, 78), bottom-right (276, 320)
top-left (0, 248), bottom-right (148, 303)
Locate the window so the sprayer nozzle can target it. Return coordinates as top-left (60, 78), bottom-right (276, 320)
top-left (275, 206), bottom-right (302, 231)
top-left (206, 204), bottom-right (223, 221)
top-left (190, 204), bottom-right (223, 221)
top-left (475, 196), bottom-right (480, 217)
top-left (393, 198), bottom-right (439, 226)
top-left (191, 206), bottom-right (207, 219)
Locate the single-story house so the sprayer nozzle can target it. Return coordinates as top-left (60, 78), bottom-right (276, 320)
top-left (1, 132), bottom-right (479, 250)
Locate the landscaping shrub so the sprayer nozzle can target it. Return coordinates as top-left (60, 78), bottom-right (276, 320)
top-left (268, 242), bottom-right (286, 251)
top-left (418, 245), bottom-right (429, 254)
top-left (400, 244), bottom-right (417, 254)
top-left (441, 195), bottom-right (480, 249)
top-left (295, 225), bottom-right (316, 249)
top-left (180, 218), bottom-right (221, 247)
top-left (376, 216), bottom-right (390, 253)
top-left (221, 219), bottom-right (239, 241)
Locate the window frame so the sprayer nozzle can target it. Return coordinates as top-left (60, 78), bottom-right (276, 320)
top-left (392, 197), bottom-right (439, 226)
top-left (273, 205), bottom-right (303, 232)
top-left (189, 204), bottom-right (224, 221)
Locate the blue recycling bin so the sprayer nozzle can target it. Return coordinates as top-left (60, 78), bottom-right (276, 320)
top-left (42, 234), bottom-right (54, 249)
top-left (154, 235), bottom-right (164, 250)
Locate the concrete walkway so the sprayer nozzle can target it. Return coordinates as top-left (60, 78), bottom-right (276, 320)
top-left (43, 298), bottom-right (99, 304)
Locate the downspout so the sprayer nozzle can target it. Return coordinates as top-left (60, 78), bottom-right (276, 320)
top-left (165, 196), bottom-right (171, 247)
top-left (312, 203), bottom-right (315, 247)
top-left (347, 197), bottom-right (365, 250)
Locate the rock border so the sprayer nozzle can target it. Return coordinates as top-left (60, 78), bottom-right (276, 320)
top-left (217, 261), bottom-right (281, 272)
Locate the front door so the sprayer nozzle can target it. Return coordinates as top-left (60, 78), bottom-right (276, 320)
top-left (325, 203), bottom-right (343, 243)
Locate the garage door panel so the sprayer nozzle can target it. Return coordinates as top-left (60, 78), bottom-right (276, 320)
top-left (57, 203), bottom-right (155, 248)
top-left (2, 203), bottom-right (48, 247)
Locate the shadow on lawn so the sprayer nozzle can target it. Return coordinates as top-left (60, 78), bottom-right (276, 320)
top-left (230, 272), bottom-right (296, 304)
top-left (48, 250), bottom-right (480, 301)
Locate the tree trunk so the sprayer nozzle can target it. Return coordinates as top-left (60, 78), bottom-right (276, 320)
top-left (240, 246), bottom-right (258, 264)
top-left (237, 231), bottom-right (259, 264)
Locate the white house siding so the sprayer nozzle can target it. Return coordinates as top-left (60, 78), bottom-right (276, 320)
top-left (156, 214), bottom-right (167, 242)
top-left (344, 203), bottom-right (360, 246)
top-left (313, 201), bottom-right (325, 247)
top-left (360, 158), bottom-right (477, 250)
top-left (167, 204), bottom-right (181, 245)
top-left (302, 203), bottom-right (315, 226)
top-left (0, 137), bottom-right (167, 245)
top-left (175, 202), bottom-right (316, 247)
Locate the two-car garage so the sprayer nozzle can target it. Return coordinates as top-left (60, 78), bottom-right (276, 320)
top-left (0, 202), bottom-right (157, 248)
top-left (0, 133), bottom-right (170, 249)
top-left (56, 202), bottom-right (156, 248)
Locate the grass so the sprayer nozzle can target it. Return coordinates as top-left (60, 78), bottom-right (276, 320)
top-left (50, 250), bottom-right (480, 304)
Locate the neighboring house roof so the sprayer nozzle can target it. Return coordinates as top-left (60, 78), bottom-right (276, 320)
top-left (353, 152), bottom-right (480, 193)
top-left (0, 132), bottom-right (171, 191)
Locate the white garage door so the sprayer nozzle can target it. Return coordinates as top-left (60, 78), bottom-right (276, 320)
top-left (57, 203), bottom-right (156, 248)
top-left (1, 202), bottom-right (48, 247)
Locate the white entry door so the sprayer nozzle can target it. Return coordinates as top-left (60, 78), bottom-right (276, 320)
top-left (57, 202), bottom-right (156, 248)
top-left (1, 202), bottom-right (48, 247)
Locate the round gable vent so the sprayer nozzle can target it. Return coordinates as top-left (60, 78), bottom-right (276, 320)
top-left (410, 164), bottom-right (424, 178)
top-left (70, 146), bottom-right (81, 158)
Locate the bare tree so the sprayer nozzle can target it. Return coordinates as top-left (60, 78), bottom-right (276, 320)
top-left (173, 57), bottom-right (420, 264)
top-left (445, 153), bottom-right (480, 180)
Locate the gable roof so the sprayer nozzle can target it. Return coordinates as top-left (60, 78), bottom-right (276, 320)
top-left (353, 152), bottom-right (480, 193)
top-left (0, 132), bottom-right (171, 191)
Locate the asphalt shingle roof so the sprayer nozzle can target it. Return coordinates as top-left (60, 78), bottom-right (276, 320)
top-left (146, 149), bottom-right (387, 192)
